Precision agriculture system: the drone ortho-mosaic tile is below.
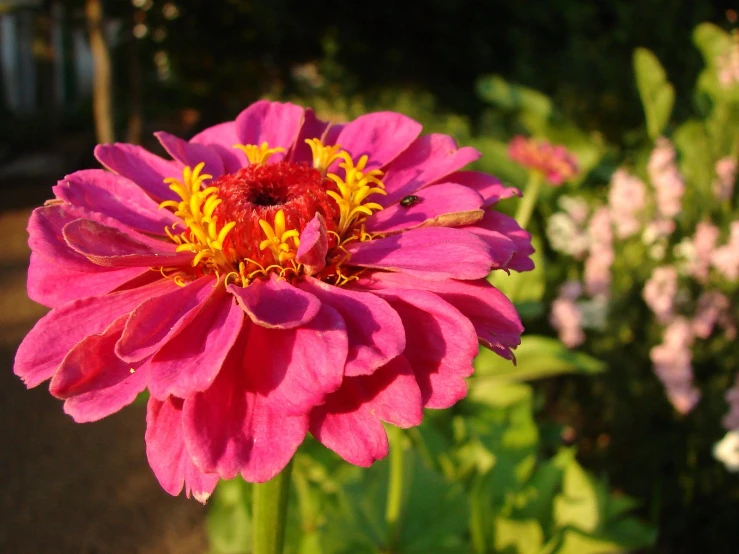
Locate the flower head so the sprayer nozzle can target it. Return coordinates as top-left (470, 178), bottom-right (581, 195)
top-left (16, 101), bottom-right (533, 500)
top-left (507, 135), bottom-right (578, 185)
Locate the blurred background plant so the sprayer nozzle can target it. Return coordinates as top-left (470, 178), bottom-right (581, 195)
top-left (2, 1), bottom-right (739, 553)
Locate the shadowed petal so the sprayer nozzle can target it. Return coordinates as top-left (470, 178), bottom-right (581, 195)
top-left (14, 278), bottom-right (176, 388)
top-left (146, 397), bottom-right (220, 502)
top-left (380, 134), bottom-right (481, 207)
top-left (440, 171), bottom-right (521, 207)
top-left (235, 100), bottom-right (305, 162)
top-left (155, 131), bottom-right (225, 177)
top-left (290, 108), bottom-right (329, 164)
top-left (149, 292), bottom-right (244, 399)
top-left (300, 277), bottom-right (405, 376)
top-left (95, 143), bottom-right (181, 201)
top-left (466, 211), bottom-right (535, 272)
top-left (333, 112), bottom-right (422, 170)
top-left (190, 121), bottom-right (243, 173)
top-left (309, 356), bottom-right (423, 466)
top-left (50, 315), bottom-right (149, 422)
top-left (373, 289), bottom-right (478, 409)
top-left (53, 170), bottom-right (178, 235)
top-left (228, 274), bottom-right (320, 329)
top-left (366, 183), bottom-right (484, 233)
top-left (295, 213), bottom-right (328, 274)
top-left (346, 226), bottom-right (494, 280)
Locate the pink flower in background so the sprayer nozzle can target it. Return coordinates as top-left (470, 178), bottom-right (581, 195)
top-left (15, 101), bottom-right (533, 500)
top-left (688, 221), bottom-right (721, 283)
top-left (550, 281), bottom-right (585, 348)
top-left (647, 138), bottom-right (685, 220)
top-left (711, 221), bottom-right (739, 281)
top-left (713, 156), bottom-right (737, 201)
top-left (608, 168), bottom-right (646, 238)
top-left (692, 291), bottom-right (730, 339)
top-left (723, 375), bottom-right (739, 432)
top-left (643, 266), bottom-right (678, 324)
top-left (508, 135), bottom-right (578, 185)
top-left (584, 207), bottom-right (614, 297)
top-left (650, 318), bottom-right (700, 415)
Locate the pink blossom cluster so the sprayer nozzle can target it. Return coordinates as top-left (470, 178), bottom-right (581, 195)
top-left (643, 266), bottom-right (678, 324)
top-left (713, 156), bottom-right (737, 201)
top-left (711, 221), bottom-right (739, 281)
top-left (723, 375), bottom-right (739, 432)
top-left (688, 221), bottom-right (721, 283)
top-left (550, 281), bottom-right (585, 348)
top-left (692, 291), bottom-right (731, 339)
top-left (508, 135), bottom-right (578, 185)
top-left (649, 318), bottom-right (700, 415)
top-left (584, 207), bottom-right (614, 297)
top-left (647, 138), bottom-right (685, 220)
top-left (608, 169), bottom-right (647, 238)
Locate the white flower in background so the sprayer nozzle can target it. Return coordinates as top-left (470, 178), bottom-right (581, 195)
top-left (547, 212), bottom-right (590, 258)
top-left (714, 431), bottom-right (739, 472)
top-left (578, 294), bottom-right (609, 330)
top-left (558, 195), bottom-right (590, 225)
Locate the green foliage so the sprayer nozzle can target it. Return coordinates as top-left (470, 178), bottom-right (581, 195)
top-left (633, 48), bottom-right (675, 140)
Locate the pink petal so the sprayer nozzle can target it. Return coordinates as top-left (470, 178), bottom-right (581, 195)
top-left (373, 289), bottom-right (478, 409)
top-left (309, 356), bottom-right (423, 466)
top-left (14, 278), bottom-right (175, 388)
top-left (290, 108), bottom-right (330, 164)
top-left (49, 316), bottom-right (149, 422)
top-left (381, 134), bottom-right (481, 207)
top-left (52, 170), bottom-right (178, 235)
top-left (243, 303), bottom-right (348, 416)
top-left (190, 121), bottom-right (243, 174)
top-left (333, 112), bottom-right (422, 170)
top-left (27, 252), bottom-right (148, 309)
top-left (148, 291), bottom-right (244, 399)
top-left (116, 276), bottom-right (216, 363)
top-left (440, 171), bottom-right (521, 208)
top-left (295, 213), bottom-right (328, 274)
top-left (63, 219), bottom-right (193, 268)
top-left (366, 183), bottom-right (484, 233)
top-left (466, 211), bottom-right (535, 272)
top-left (94, 143), bottom-right (181, 201)
top-left (146, 397), bottom-right (220, 502)
top-left (235, 100), bottom-right (305, 162)
top-left (300, 277), bottom-right (405, 377)
top-left (322, 123), bottom-right (344, 145)
top-left (346, 226), bottom-right (495, 280)
top-left (357, 271), bottom-right (524, 360)
top-left (183, 339), bottom-right (308, 482)
top-left (155, 131), bottom-right (225, 177)
top-left (228, 275), bottom-right (320, 329)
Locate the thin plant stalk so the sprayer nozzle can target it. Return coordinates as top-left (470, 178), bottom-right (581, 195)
top-left (385, 425), bottom-right (406, 549)
top-left (252, 459), bottom-right (294, 554)
top-left (515, 171), bottom-right (543, 230)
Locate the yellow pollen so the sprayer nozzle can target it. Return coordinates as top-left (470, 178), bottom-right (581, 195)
top-left (326, 154), bottom-right (387, 235)
top-left (234, 142), bottom-right (286, 165)
top-left (258, 209), bottom-right (300, 264)
top-left (159, 162), bottom-right (236, 277)
top-left (305, 138), bottom-right (350, 173)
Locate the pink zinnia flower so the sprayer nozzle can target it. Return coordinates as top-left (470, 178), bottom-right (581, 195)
top-left (507, 135), bottom-right (578, 185)
top-left (15, 101), bottom-right (532, 501)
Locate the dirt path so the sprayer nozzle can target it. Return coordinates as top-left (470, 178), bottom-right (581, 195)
top-left (0, 207), bottom-right (209, 554)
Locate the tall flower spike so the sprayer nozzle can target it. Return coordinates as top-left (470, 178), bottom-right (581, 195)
top-left (234, 142), bottom-right (286, 165)
top-left (327, 155), bottom-right (386, 235)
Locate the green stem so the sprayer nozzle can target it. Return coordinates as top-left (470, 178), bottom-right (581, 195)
top-left (253, 459), bottom-right (293, 554)
top-left (385, 426), bottom-right (405, 550)
top-left (514, 171), bottom-right (544, 230)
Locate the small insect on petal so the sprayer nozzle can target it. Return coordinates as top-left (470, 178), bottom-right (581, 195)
top-left (400, 195), bottom-right (421, 207)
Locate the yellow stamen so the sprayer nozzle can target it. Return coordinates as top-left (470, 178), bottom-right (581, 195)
top-left (326, 154), bottom-right (387, 235)
top-left (305, 138), bottom-right (350, 173)
top-left (258, 209), bottom-right (300, 264)
top-left (159, 162), bottom-right (236, 276)
top-left (233, 141), bottom-right (286, 165)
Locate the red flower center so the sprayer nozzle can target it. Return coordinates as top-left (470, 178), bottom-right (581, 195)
top-left (212, 161), bottom-right (339, 266)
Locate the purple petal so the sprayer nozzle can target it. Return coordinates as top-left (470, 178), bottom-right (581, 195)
top-left (190, 121), bottom-right (243, 173)
top-left (155, 131), bottom-right (225, 177)
top-left (235, 100), bottom-right (305, 162)
top-left (14, 278), bottom-right (176, 388)
top-left (442, 171), bottom-right (521, 207)
top-left (300, 277), bottom-right (405, 377)
top-left (295, 213), bottom-right (328, 274)
top-left (95, 143), bottom-right (181, 201)
top-left (146, 397), bottom-right (220, 502)
top-left (333, 112), bottom-right (422, 170)
top-left (346, 226), bottom-right (495, 280)
top-left (381, 134), bottom-right (481, 207)
top-left (116, 276), bottom-right (216, 363)
top-left (50, 315), bottom-right (149, 422)
top-left (63, 219), bottom-right (193, 268)
top-left (466, 211), bottom-right (535, 272)
top-left (149, 291), bottom-right (244, 399)
top-left (366, 183), bottom-right (484, 233)
top-left (228, 275), bottom-right (320, 329)
top-left (52, 169), bottom-right (177, 235)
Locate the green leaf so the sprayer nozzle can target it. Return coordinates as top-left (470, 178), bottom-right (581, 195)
top-left (693, 23), bottom-right (732, 64)
top-left (553, 457), bottom-right (599, 533)
top-left (494, 517), bottom-right (544, 554)
top-left (633, 48), bottom-right (675, 140)
top-left (476, 74), bottom-right (553, 123)
top-left (474, 336), bottom-right (606, 382)
top-left (553, 529), bottom-right (626, 554)
top-left (206, 479), bottom-right (252, 554)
